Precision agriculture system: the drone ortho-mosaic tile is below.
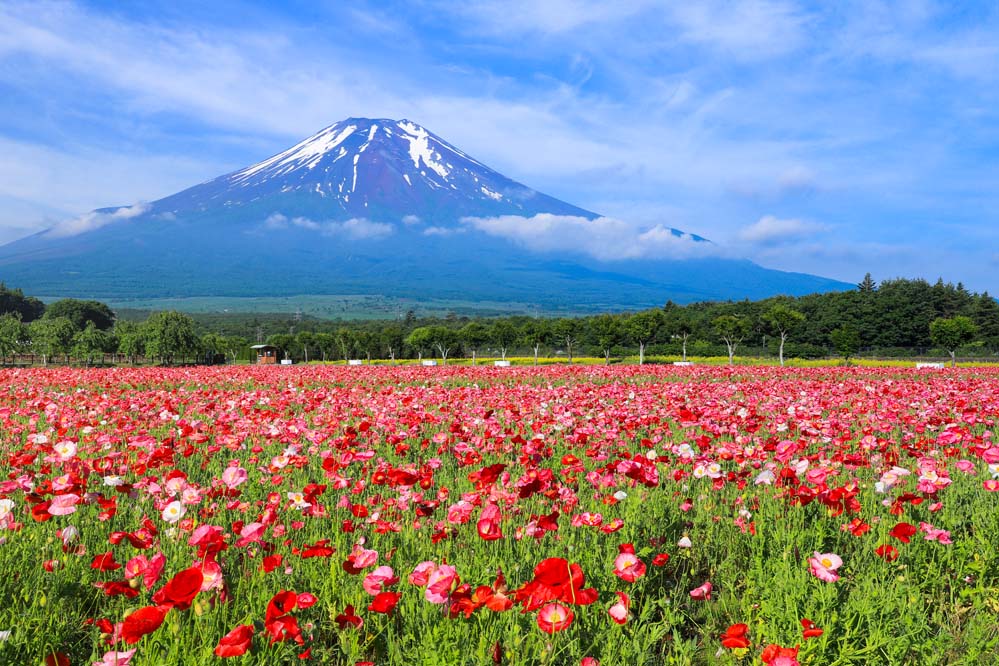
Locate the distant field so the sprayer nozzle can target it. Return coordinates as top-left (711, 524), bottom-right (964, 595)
top-left (58, 294), bottom-right (583, 320)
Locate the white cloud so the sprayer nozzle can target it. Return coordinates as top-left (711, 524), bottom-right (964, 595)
top-left (332, 218), bottom-right (393, 240)
top-left (667, 1), bottom-right (808, 60)
top-left (423, 226), bottom-right (463, 236)
top-left (401, 214), bottom-right (422, 225)
top-left (263, 214), bottom-right (392, 240)
top-left (45, 202), bottom-right (150, 239)
top-left (462, 213), bottom-right (715, 260)
top-left (737, 215), bottom-right (826, 244)
top-left (264, 213), bottom-right (319, 230)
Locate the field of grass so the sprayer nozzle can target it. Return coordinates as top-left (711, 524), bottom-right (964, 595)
top-left (0, 365), bottom-right (997, 665)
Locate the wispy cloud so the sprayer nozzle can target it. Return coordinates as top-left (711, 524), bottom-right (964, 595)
top-left (263, 213), bottom-right (392, 240)
top-left (738, 215), bottom-right (827, 245)
top-left (45, 202), bottom-right (150, 238)
top-left (462, 214), bottom-right (715, 260)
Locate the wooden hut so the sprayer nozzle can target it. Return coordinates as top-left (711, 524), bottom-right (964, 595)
top-left (251, 344), bottom-right (279, 365)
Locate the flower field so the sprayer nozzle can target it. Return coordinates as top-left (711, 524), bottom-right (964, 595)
top-left (1, 365), bottom-right (998, 666)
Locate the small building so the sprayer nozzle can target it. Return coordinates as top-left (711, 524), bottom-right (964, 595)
top-left (251, 344), bottom-right (280, 365)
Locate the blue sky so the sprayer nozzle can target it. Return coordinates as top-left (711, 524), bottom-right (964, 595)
top-left (2, 0), bottom-right (999, 292)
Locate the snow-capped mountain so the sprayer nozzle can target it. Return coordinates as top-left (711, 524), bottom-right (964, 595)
top-left (152, 117), bottom-right (603, 224)
top-left (0, 118), bottom-right (845, 308)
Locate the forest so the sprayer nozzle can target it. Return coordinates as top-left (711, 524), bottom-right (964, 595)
top-left (0, 274), bottom-right (997, 365)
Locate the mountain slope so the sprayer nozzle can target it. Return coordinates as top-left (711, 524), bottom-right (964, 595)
top-left (0, 118), bottom-right (847, 309)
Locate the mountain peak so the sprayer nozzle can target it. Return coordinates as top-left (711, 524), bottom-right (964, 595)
top-left (150, 116), bottom-right (596, 222)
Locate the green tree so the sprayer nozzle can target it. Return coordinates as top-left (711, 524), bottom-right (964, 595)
top-left (115, 321), bottom-right (146, 364)
top-left (929, 316), bottom-right (978, 367)
top-left (379, 325), bottom-right (405, 364)
top-left (830, 325), bottom-right (861, 362)
top-left (222, 336), bottom-right (249, 365)
top-left (145, 311), bottom-right (201, 365)
top-left (44, 299), bottom-right (115, 330)
top-left (200, 332), bottom-right (227, 364)
top-left (0, 283), bottom-right (44, 322)
top-left (426, 325), bottom-right (459, 364)
top-left (0, 313), bottom-right (28, 365)
top-left (857, 273), bottom-right (877, 293)
top-left (405, 327), bottom-right (433, 362)
top-left (72, 322), bottom-right (114, 366)
top-left (712, 314), bottom-right (750, 365)
top-left (459, 321), bottom-right (490, 365)
top-left (664, 302), bottom-right (694, 361)
top-left (590, 314), bottom-right (623, 365)
top-left (520, 319), bottom-right (551, 366)
top-left (29, 317), bottom-right (76, 366)
top-left (763, 304), bottom-right (806, 367)
top-left (296, 331), bottom-right (316, 363)
top-left (490, 320), bottom-right (518, 362)
top-left (553, 318), bottom-right (581, 363)
top-left (626, 310), bottom-right (664, 365)
top-left (267, 333), bottom-right (296, 361)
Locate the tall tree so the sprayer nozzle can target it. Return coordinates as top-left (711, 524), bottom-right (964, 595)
top-left (519, 319), bottom-right (551, 366)
top-left (830, 325), bottom-right (861, 362)
top-left (460, 322), bottom-right (490, 365)
top-left (626, 310), bottom-right (664, 365)
top-left (115, 321), bottom-right (146, 365)
top-left (712, 315), bottom-right (750, 365)
top-left (929, 316), bottom-right (978, 367)
top-left (145, 311), bottom-right (200, 365)
top-left (0, 283), bottom-right (45, 322)
top-left (29, 317), bottom-right (76, 366)
top-left (664, 302), bottom-right (694, 361)
top-left (490, 320), bottom-right (518, 362)
top-left (0, 313), bottom-right (28, 365)
top-left (857, 273), bottom-right (877, 293)
top-left (590, 314), bottom-right (624, 365)
top-left (553, 318), bottom-right (581, 363)
top-left (72, 322), bottom-right (115, 366)
top-left (44, 299), bottom-right (115, 331)
top-left (763, 304), bottom-right (806, 367)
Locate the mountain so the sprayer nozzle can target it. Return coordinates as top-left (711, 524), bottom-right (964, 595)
top-left (0, 118), bottom-right (849, 311)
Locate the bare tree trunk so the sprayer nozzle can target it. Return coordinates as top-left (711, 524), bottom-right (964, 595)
top-left (779, 333), bottom-right (787, 367)
top-left (472, 350), bottom-right (477, 365)
top-left (950, 350), bottom-right (956, 368)
top-left (533, 344), bottom-right (540, 366)
top-left (681, 334), bottom-right (689, 362)
top-left (639, 341), bottom-right (645, 365)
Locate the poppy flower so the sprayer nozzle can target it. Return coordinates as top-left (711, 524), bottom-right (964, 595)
top-left (807, 552), bottom-right (842, 583)
top-left (875, 544), bottom-right (899, 561)
top-left (514, 558), bottom-right (598, 611)
top-left (607, 592), bottom-right (630, 625)
top-left (761, 644), bottom-right (800, 665)
top-left (889, 522), bottom-right (917, 543)
top-left (536, 602), bottom-right (574, 633)
top-left (335, 604), bottom-right (363, 630)
top-left (91, 552), bottom-right (122, 572)
top-left (214, 624), bottom-right (254, 658)
top-left (152, 567), bottom-right (203, 611)
top-left (689, 581), bottom-right (712, 600)
top-left (266, 590), bottom-right (299, 623)
top-left (613, 544), bottom-right (647, 583)
top-left (363, 566), bottom-right (399, 595)
top-left (720, 623), bottom-right (750, 649)
top-left (800, 618), bottom-right (823, 639)
top-left (368, 591), bottom-right (401, 615)
top-left (120, 605), bottom-right (166, 645)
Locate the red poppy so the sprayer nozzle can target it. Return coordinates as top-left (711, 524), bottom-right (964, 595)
top-left (889, 522), bottom-right (917, 544)
top-left (214, 624), bottom-right (254, 658)
top-left (152, 567), bottom-right (203, 611)
top-left (121, 605), bottom-right (167, 645)
top-left (335, 604), bottom-right (363, 630)
top-left (875, 544), bottom-right (899, 561)
top-left (262, 554), bottom-right (283, 573)
top-left (801, 618), bottom-right (823, 639)
top-left (368, 591), bottom-right (401, 615)
top-left (721, 623), bottom-right (750, 649)
top-left (513, 558), bottom-right (598, 611)
top-left (266, 590), bottom-right (299, 623)
top-left (761, 644), bottom-right (799, 664)
top-left (91, 552), bottom-right (122, 571)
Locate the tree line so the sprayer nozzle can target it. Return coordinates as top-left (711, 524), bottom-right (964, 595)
top-left (0, 275), bottom-right (996, 366)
